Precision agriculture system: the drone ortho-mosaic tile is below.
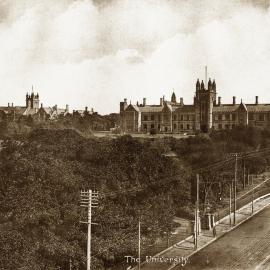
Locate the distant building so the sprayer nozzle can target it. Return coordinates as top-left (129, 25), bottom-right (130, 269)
top-left (0, 89), bottom-right (95, 121)
top-left (120, 77), bottom-right (270, 133)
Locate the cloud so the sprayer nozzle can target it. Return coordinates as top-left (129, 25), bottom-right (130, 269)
top-left (0, 0), bottom-right (270, 114)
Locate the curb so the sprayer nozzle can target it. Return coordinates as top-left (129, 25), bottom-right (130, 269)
top-left (168, 193), bottom-right (270, 270)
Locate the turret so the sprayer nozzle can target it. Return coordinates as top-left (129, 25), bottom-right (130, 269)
top-left (196, 79), bottom-right (200, 91)
top-left (212, 80), bottom-right (216, 91)
top-left (26, 89), bottom-right (40, 109)
top-left (171, 92), bottom-right (176, 103)
top-left (208, 79), bottom-right (212, 91)
top-left (201, 80), bottom-right (205, 90)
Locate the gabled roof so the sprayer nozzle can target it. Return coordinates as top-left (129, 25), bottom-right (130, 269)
top-left (24, 108), bottom-right (39, 115)
top-left (238, 102), bottom-right (247, 112)
top-left (0, 106), bottom-right (27, 115)
top-left (125, 104), bottom-right (140, 112)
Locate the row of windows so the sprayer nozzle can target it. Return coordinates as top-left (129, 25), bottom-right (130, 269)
top-left (214, 113), bottom-right (236, 121)
top-left (173, 114), bottom-right (195, 121)
top-left (142, 114), bottom-right (195, 121)
top-left (142, 123), bottom-right (194, 131)
top-left (174, 124), bottom-right (194, 130)
top-left (248, 113), bottom-right (269, 121)
top-left (143, 115), bottom-right (160, 121)
top-left (213, 124), bottom-right (236, 130)
top-left (214, 113), bottom-right (270, 121)
top-left (142, 113), bottom-right (269, 123)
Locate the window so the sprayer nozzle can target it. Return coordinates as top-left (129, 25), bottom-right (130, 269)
top-left (218, 114), bottom-right (222, 120)
top-left (232, 113), bottom-right (236, 121)
top-left (158, 115), bottom-right (161, 121)
top-left (158, 124), bottom-right (160, 130)
top-left (232, 124), bottom-right (235, 129)
top-left (225, 114), bottom-right (230, 120)
top-left (180, 124), bottom-right (183, 130)
top-left (225, 124), bottom-right (229, 129)
top-left (259, 114), bottom-right (264, 121)
top-left (151, 124), bottom-right (154, 129)
top-left (249, 113), bottom-right (254, 120)
top-left (187, 124), bottom-right (190, 130)
top-left (151, 115), bottom-right (154, 121)
top-left (173, 124), bottom-right (177, 130)
top-left (173, 114), bottom-right (177, 121)
top-left (143, 124), bottom-right (147, 130)
top-left (143, 115), bottom-right (148, 121)
top-left (187, 115), bottom-right (190, 121)
top-left (180, 115), bottom-right (183, 121)
top-left (218, 124), bottom-right (222, 129)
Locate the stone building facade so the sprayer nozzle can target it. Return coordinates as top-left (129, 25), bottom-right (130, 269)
top-left (120, 78), bottom-right (270, 133)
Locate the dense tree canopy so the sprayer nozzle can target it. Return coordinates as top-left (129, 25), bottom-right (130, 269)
top-left (1, 125), bottom-right (270, 269)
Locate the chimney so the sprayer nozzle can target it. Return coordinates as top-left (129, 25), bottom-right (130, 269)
top-left (8, 103), bottom-right (10, 107)
top-left (85, 106), bottom-right (88, 112)
top-left (11, 102), bottom-right (13, 107)
top-left (66, 104), bottom-right (69, 112)
top-left (180, 97), bottom-right (184, 106)
top-left (143, 98), bottom-right (146, 106)
top-left (233, 96), bottom-right (236, 105)
top-left (160, 98), bottom-right (163, 106)
top-left (255, 96), bottom-right (258, 105)
top-left (124, 98), bottom-right (127, 103)
top-left (218, 96), bottom-right (221, 106)
top-left (41, 103), bottom-right (43, 108)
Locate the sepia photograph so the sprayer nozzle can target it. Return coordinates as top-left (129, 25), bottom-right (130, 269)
top-left (1, 0), bottom-right (270, 269)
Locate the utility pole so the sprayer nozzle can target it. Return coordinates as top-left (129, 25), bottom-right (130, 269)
top-left (196, 174), bottom-right (200, 236)
top-left (229, 182), bottom-right (232, 227)
top-left (251, 175), bottom-right (254, 213)
top-left (243, 161), bottom-right (246, 189)
top-left (194, 204), bottom-right (197, 250)
top-left (230, 153), bottom-right (239, 225)
top-left (138, 221), bottom-right (141, 270)
top-left (69, 258), bottom-right (72, 270)
top-left (80, 190), bottom-right (99, 270)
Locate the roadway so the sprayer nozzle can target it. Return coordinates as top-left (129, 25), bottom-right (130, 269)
top-left (177, 205), bottom-right (270, 270)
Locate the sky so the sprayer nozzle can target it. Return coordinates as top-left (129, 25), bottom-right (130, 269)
top-left (0, 0), bottom-right (270, 114)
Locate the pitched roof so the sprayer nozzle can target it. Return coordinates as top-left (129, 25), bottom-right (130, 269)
top-left (0, 106), bottom-right (27, 115)
top-left (138, 105), bottom-right (163, 113)
top-left (213, 105), bottom-right (239, 112)
top-left (174, 105), bottom-right (195, 113)
top-left (213, 103), bottom-right (270, 113)
top-left (24, 108), bottom-right (38, 115)
top-left (246, 104), bottom-right (270, 112)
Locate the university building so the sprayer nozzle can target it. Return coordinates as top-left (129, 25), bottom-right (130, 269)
top-left (0, 89), bottom-right (95, 121)
top-left (120, 78), bottom-right (270, 133)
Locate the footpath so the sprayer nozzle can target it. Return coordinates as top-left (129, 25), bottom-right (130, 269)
top-left (133, 189), bottom-right (270, 270)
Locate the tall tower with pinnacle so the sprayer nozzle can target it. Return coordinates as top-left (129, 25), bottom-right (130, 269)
top-left (194, 68), bottom-right (216, 132)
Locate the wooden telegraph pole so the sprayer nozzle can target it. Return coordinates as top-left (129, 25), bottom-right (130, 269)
top-left (229, 182), bottom-right (232, 227)
top-left (196, 174), bottom-right (200, 237)
top-left (229, 153), bottom-right (239, 226)
top-left (138, 221), bottom-right (141, 270)
top-left (80, 190), bottom-right (99, 270)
